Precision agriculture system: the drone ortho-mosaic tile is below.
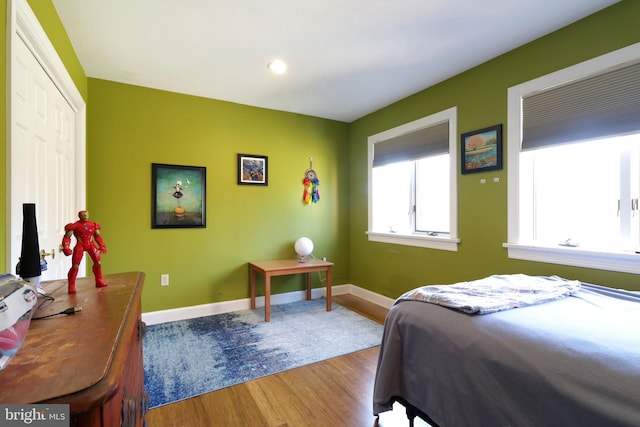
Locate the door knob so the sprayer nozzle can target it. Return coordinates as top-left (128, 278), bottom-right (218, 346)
top-left (40, 249), bottom-right (55, 260)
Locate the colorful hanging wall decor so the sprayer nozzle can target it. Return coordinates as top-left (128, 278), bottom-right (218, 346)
top-left (302, 158), bottom-right (320, 204)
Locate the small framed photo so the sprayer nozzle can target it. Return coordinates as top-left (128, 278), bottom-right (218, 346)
top-left (461, 124), bottom-right (503, 174)
top-left (152, 163), bottom-right (206, 228)
top-left (237, 154), bottom-right (268, 186)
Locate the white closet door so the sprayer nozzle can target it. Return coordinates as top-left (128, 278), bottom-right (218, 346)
top-left (10, 35), bottom-right (76, 280)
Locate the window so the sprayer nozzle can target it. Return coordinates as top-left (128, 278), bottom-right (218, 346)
top-left (506, 42), bottom-right (640, 274)
top-left (367, 107), bottom-right (459, 251)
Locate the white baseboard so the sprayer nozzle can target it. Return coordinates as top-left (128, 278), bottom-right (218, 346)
top-left (142, 284), bottom-right (394, 325)
top-left (332, 283), bottom-right (395, 309)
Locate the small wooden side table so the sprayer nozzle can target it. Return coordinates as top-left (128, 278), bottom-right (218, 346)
top-left (249, 258), bottom-right (334, 322)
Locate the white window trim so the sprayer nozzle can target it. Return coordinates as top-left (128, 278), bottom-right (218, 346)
top-left (367, 231), bottom-right (460, 251)
top-left (367, 107), bottom-right (459, 251)
top-left (506, 42), bottom-right (640, 274)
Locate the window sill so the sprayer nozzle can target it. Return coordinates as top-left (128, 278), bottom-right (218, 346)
top-left (367, 231), bottom-right (459, 251)
top-left (503, 242), bottom-right (640, 274)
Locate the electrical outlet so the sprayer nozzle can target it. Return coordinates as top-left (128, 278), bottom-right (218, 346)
top-left (161, 274), bottom-right (169, 286)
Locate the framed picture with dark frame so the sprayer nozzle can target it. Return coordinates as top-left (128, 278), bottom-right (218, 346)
top-left (237, 153), bottom-right (268, 186)
top-left (461, 124), bottom-right (503, 174)
top-left (151, 163), bottom-right (206, 228)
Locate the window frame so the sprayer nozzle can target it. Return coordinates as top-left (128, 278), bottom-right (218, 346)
top-left (367, 107), bottom-right (459, 251)
top-left (505, 42), bottom-right (640, 274)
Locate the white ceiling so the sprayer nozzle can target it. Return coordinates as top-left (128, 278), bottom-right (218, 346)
top-left (51, 0), bottom-right (619, 123)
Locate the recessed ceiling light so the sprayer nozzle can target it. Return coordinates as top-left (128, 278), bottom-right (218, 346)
top-left (267, 59), bottom-right (287, 75)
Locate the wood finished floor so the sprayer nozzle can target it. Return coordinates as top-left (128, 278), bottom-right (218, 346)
top-left (144, 294), bottom-right (431, 427)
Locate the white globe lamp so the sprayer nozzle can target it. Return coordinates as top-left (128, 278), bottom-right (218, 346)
top-left (294, 237), bottom-right (314, 262)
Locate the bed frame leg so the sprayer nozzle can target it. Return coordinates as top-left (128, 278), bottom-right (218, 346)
top-left (405, 406), bottom-right (417, 427)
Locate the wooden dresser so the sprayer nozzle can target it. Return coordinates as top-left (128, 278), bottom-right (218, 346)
top-left (0, 271), bottom-right (147, 427)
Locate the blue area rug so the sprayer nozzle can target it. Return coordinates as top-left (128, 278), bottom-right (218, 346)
top-left (143, 298), bottom-right (384, 408)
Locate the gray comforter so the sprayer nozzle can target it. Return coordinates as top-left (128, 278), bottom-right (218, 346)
top-left (373, 282), bottom-right (640, 426)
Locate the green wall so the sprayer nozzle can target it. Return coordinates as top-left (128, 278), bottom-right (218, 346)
top-left (3, 1), bottom-right (639, 314)
top-left (348, 0), bottom-right (640, 297)
top-left (87, 80), bottom-right (349, 312)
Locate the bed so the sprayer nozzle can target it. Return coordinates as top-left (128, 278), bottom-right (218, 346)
top-left (373, 275), bottom-right (640, 427)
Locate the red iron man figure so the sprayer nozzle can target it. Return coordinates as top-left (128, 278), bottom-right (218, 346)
top-left (61, 210), bottom-right (107, 294)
